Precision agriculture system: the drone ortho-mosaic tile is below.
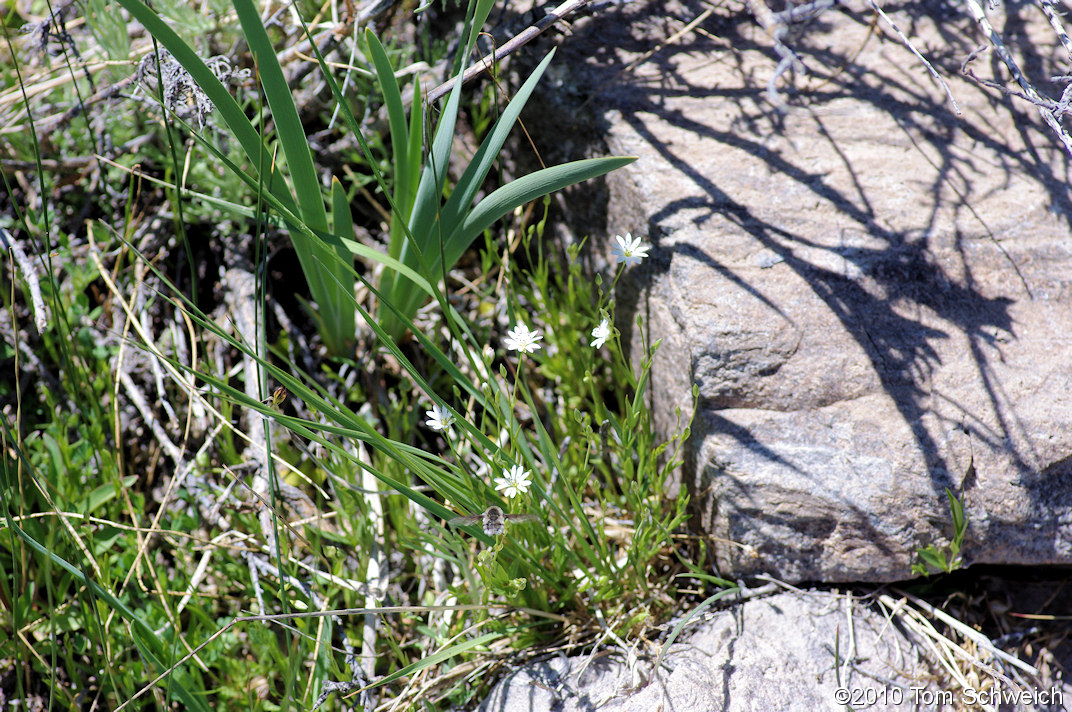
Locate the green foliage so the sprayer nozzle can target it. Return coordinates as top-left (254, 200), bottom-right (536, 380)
top-left (912, 487), bottom-right (967, 577)
top-left (111, 0), bottom-right (358, 356)
top-left (1, 2), bottom-right (698, 710)
top-left (83, 0), bottom-right (132, 60)
top-left (0, 230), bottom-right (214, 708)
top-left (107, 0), bottom-right (631, 355)
top-left (365, 30), bottom-right (634, 339)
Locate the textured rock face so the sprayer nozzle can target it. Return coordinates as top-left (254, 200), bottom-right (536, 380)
top-left (542, 0), bottom-right (1072, 581)
top-left (478, 590), bottom-right (1048, 712)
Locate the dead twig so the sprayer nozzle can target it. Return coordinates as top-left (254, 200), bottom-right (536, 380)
top-left (868, 0), bottom-right (961, 115)
top-left (745, 0), bottom-right (814, 108)
top-left (425, 0), bottom-right (591, 104)
top-left (961, 0), bottom-right (1072, 157)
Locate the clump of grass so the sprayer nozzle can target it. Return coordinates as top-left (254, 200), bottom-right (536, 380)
top-left (1, 1), bottom-right (703, 709)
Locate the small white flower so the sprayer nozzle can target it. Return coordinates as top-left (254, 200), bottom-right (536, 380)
top-left (425, 404), bottom-right (455, 433)
top-left (494, 465), bottom-right (532, 499)
top-left (610, 232), bottom-right (650, 266)
top-left (504, 323), bottom-right (543, 354)
top-left (590, 318), bottom-right (612, 348)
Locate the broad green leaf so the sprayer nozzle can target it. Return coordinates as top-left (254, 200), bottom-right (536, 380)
top-left (233, 0), bottom-right (353, 354)
top-left (465, 0), bottom-right (497, 56)
top-left (448, 158), bottom-right (636, 259)
top-left (115, 0), bottom-right (354, 355)
top-left (366, 29), bottom-right (412, 246)
top-left (378, 49), bottom-right (469, 338)
top-left (433, 50), bottom-right (557, 251)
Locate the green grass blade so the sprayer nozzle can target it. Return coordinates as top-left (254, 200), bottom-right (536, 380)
top-left (392, 156), bottom-right (636, 322)
top-left (436, 50), bottom-right (556, 237)
top-left (447, 157), bottom-right (637, 263)
top-left (380, 60), bottom-right (469, 338)
top-left (406, 77), bottom-right (426, 216)
top-left (368, 632), bottom-right (502, 690)
top-left (331, 177), bottom-right (352, 243)
top-left (232, 0), bottom-right (324, 227)
top-left (9, 519), bottom-right (211, 712)
top-left (465, 0), bottom-right (497, 55)
top-left (654, 587), bottom-right (740, 674)
top-left (403, 74), bottom-right (464, 261)
top-left (233, 0), bottom-right (353, 354)
top-left (366, 29), bottom-right (413, 251)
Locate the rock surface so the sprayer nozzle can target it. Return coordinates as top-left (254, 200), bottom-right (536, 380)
top-left (479, 589), bottom-right (1060, 712)
top-left (539, 0), bottom-right (1072, 581)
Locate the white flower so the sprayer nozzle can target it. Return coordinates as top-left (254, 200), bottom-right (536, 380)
top-left (425, 404), bottom-right (455, 433)
top-left (504, 323), bottom-right (543, 354)
top-left (494, 465), bottom-right (532, 499)
top-left (610, 232), bottom-right (649, 266)
top-left (590, 318), bottom-right (612, 348)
